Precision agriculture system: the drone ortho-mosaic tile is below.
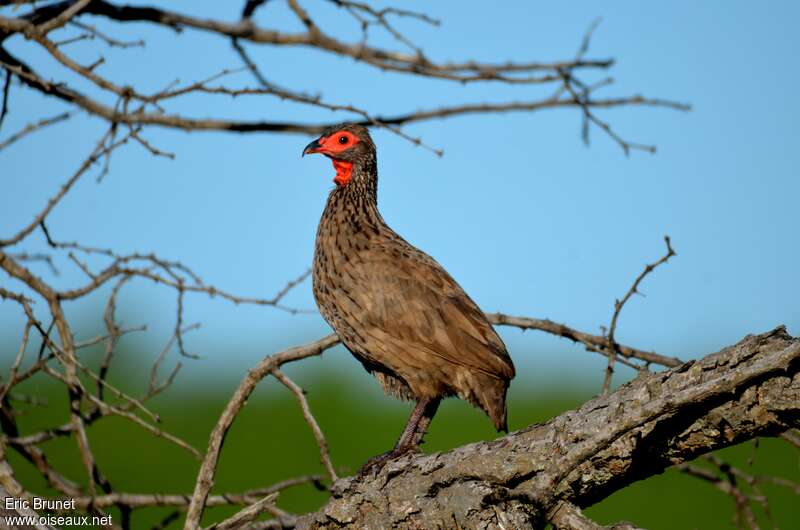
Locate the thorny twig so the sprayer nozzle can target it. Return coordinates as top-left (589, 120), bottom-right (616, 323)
top-left (602, 236), bottom-right (676, 394)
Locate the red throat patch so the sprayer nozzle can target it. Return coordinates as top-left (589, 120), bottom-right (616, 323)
top-left (332, 159), bottom-right (354, 187)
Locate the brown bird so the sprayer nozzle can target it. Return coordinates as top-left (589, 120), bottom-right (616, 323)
top-left (303, 124), bottom-right (515, 471)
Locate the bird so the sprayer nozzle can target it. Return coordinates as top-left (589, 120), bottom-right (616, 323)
top-left (302, 123), bottom-right (515, 472)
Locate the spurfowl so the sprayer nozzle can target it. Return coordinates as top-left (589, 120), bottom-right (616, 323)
top-left (303, 124), bottom-right (515, 471)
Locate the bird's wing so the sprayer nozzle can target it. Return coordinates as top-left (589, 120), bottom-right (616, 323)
top-left (348, 246), bottom-right (515, 381)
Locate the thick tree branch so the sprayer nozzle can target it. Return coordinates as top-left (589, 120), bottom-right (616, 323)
top-left (294, 326), bottom-right (799, 529)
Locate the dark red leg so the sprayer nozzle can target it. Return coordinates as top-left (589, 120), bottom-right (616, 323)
top-left (409, 398), bottom-right (440, 446)
top-left (359, 397), bottom-right (441, 476)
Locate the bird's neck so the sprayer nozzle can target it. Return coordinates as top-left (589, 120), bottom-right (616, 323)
top-left (330, 157), bottom-right (378, 207)
top-left (322, 158), bottom-right (383, 228)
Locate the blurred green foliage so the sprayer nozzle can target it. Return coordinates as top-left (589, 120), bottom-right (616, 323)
top-left (2, 341), bottom-right (798, 529)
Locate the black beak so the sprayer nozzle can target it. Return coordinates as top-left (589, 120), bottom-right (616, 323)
top-left (302, 137), bottom-right (323, 157)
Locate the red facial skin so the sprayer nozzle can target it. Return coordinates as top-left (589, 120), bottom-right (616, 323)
top-left (311, 130), bottom-right (360, 187)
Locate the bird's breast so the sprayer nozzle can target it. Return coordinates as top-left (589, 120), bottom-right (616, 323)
top-left (312, 200), bottom-right (381, 324)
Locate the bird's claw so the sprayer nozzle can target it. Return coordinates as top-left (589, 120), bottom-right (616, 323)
top-left (357, 445), bottom-right (416, 477)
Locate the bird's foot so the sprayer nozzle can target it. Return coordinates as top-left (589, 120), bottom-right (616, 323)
top-left (358, 445), bottom-right (416, 477)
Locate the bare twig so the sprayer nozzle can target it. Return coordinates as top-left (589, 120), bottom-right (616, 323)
top-left (97, 275), bottom-right (129, 401)
top-left (0, 68), bottom-right (10, 131)
top-left (43, 364), bottom-right (201, 459)
top-left (8, 251), bottom-right (59, 275)
top-left (0, 320), bottom-right (32, 403)
top-left (781, 429), bottom-right (800, 449)
top-left (272, 369), bottom-right (338, 482)
top-left (37, 475), bottom-right (325, 511)
top-left (602, 236), bottom-right (676, 393)
top-left (68, 20), bottom-right (145, 48)
top-left (241, 0), bottom-right (269, 20)
top-left (53, 32), bottom-right (91, 47)
top-left (148, 324), bottom-right (195, 398)
top-left (184, 334), bottom-right (340, 529)
top-left (676, 459), bottom-right (763, 530)
top-left (34, 0), bottom-right (93, 34)
top-left (550, 500), bottom-right (643, 530)
top-left (206, 492), bottom-right (278, 530)
top-left (0, 125), bottom-right (128, 247)
top-left (486, 312), bottom-right (682, 368)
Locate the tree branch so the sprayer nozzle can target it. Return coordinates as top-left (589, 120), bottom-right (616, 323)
top-left (0, 0), bottom-right (689, 155)
top-left (294, 326), bottom-right (799, 529)
top-left (185, 334), bottom-right (340, 529)
top-left (551, 501), bottom-right (642, 530)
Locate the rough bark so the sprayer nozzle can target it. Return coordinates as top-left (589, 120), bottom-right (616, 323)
top-left (294, 326), bottom-right (799, 529)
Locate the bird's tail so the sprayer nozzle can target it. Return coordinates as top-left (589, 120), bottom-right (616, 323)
top-left (475, 376), bottom-right (510, 433)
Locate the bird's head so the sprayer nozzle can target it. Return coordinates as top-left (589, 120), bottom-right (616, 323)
top-left (302, 123), bottom-right (375, 187)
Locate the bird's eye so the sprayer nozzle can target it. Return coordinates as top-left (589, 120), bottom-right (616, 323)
top-left (338, 135), bottom-right (349, 145)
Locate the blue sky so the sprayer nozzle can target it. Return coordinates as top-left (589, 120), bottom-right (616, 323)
top-left (1, 1), bottom-right (798, 392)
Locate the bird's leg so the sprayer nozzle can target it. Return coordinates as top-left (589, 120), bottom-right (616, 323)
top-left (409, 397), bottom-right (441, 446)
top-left (395, 397), bottom-right (436, 450)
top-left (359, 397), bottom-right (441, 476)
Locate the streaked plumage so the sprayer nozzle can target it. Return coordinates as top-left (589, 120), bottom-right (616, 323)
top-left (303, 124), bottom-right (515, 469)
